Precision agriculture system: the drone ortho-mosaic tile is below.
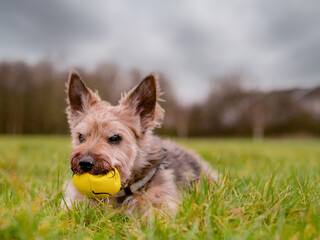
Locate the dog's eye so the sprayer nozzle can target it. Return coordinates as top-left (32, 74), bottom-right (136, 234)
top-left (108, 134), bottom-right (121, 144)
top-left (78, 134), bottom-right (85, 143)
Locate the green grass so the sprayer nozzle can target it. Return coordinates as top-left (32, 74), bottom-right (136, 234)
top-left (1, 136), bottom-right (320, 239)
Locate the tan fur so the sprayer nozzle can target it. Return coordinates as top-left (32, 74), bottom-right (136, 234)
top-left (63, 70), bottom-right (218, 215)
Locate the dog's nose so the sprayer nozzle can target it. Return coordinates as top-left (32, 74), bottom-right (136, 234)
top-left (79, 157), bottom-right (95, 172)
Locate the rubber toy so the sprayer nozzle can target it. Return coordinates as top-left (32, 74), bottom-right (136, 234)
top-left (72, 168), bottom-right (121, 199)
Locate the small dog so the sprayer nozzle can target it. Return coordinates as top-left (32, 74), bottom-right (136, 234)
top-left (63, 70), bottom-right (218, 215)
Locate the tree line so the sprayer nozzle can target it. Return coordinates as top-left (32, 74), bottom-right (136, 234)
top-left (1, 60), bottom-right (319, 137)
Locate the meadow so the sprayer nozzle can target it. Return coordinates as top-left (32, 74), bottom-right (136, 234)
top-left (1, 136), bottom-right (320, 239)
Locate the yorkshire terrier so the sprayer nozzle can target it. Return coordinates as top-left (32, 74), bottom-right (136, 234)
top-left (63, 70), bottom-right (218, 215)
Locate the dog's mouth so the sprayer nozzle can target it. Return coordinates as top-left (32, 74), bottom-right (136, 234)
top-left (71, 168), bottom-right (113, 176)
top-left (71, 162), bottom-right (117, 176)
top-left (70, 153), bottom-right (114, 175)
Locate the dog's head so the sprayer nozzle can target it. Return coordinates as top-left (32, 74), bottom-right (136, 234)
top-left (66, 70), bottom-right (164, 184)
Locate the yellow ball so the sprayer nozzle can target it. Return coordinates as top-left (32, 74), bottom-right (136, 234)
top-left (72, 168), bottom-right (121, 199)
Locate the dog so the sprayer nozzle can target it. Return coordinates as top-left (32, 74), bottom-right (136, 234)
top-left (63, 70), bottom-right (218, 215)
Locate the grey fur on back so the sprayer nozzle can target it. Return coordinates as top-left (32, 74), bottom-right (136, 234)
top-left (161, 139), bottom-right (204, 187)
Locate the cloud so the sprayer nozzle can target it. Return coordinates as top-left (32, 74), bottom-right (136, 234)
top-left (0, 0), bottom-right (319, 104)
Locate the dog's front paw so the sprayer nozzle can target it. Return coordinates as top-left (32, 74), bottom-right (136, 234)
top-left (61, 180), bottom-right (86, 209)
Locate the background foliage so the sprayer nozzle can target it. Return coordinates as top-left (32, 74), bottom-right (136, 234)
top-left (1, 60), bottom-right (320, 137)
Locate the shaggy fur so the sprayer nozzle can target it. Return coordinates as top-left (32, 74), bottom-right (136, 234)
top-left (63, 70), bottom-right (218, 215)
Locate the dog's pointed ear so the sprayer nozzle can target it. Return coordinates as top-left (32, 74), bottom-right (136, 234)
top-left (67, 69), bottom-right (100, 115)
top-left (120, 74), bottom-right (164, 132)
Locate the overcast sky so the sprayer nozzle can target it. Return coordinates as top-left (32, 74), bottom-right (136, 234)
top-left (1, 0), bottom-right (320, 104)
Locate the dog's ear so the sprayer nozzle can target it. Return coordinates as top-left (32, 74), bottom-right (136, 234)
top-left (67, 69), bottom-right (100, 115)
top-left (120, 74), bottom-right (164, 132)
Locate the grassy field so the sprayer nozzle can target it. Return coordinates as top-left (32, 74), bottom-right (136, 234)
top-left (1, 136), bottom-right (320, 239)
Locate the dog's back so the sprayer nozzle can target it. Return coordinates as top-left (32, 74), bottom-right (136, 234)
top-left (161, 138), bottom-right (217, 187)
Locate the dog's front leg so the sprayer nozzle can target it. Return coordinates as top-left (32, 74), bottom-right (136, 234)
top-left (61, 180), bottom-right (87, 209)
top-left (122, 170), bottom-right (180, 217)
top-left (122, 187), bottom-right (179, 218)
